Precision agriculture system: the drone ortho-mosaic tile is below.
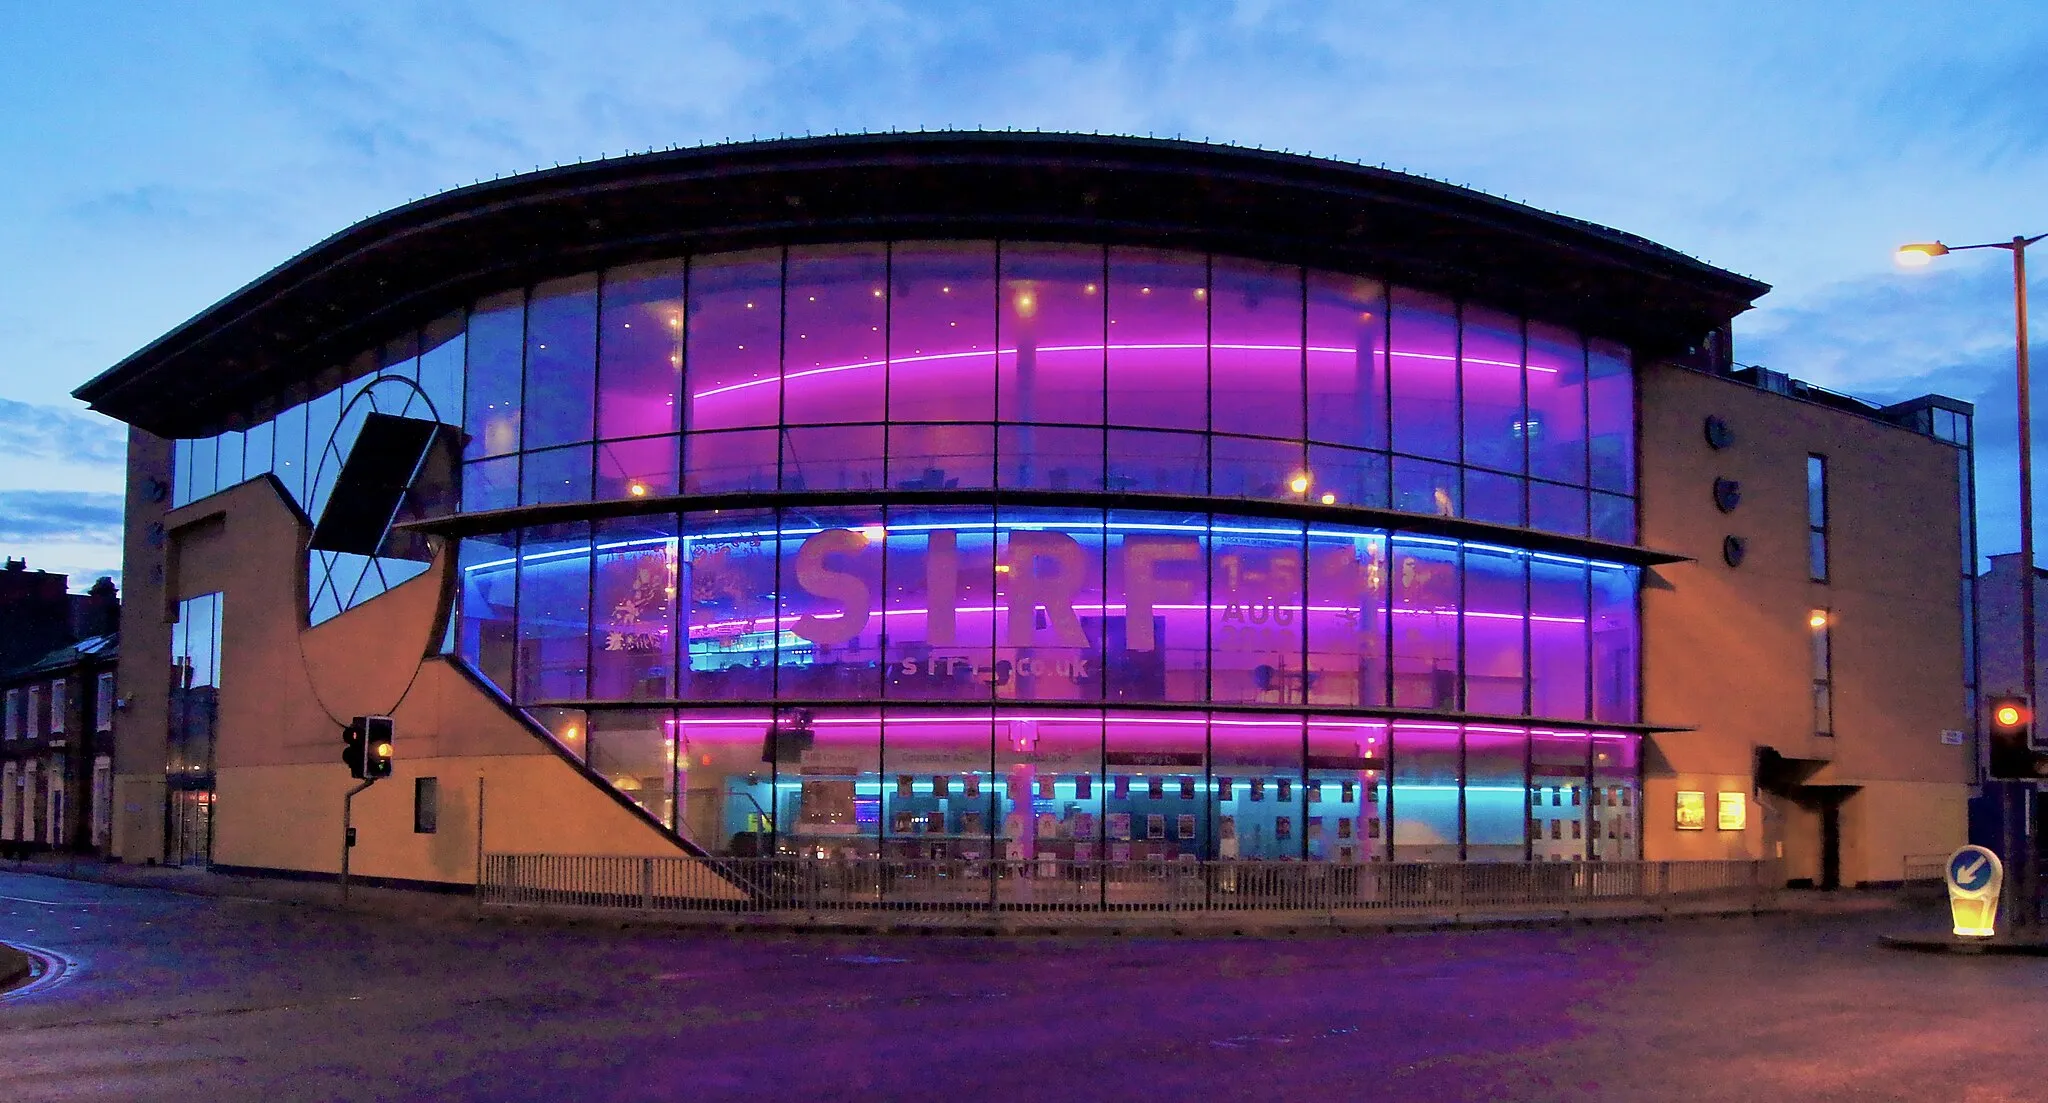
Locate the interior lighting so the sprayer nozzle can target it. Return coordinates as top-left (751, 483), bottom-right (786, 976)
top-left (628, 483), bottom-right (649, 497)
top-left (1320, 492), bottom-right (1337, 505)
top-left (1895, 242), bottom-right (1949, 268)
top-left (1289, 474), bottom-right (1311, 494)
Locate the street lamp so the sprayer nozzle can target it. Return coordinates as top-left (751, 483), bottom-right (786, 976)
top-left (1899, 233), bottom-right (2046, 931)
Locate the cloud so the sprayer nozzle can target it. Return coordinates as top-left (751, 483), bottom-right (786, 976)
top-left (0, 490), bottom-right (124, 545)
top-left (0, 399), bottom-right (126, 467)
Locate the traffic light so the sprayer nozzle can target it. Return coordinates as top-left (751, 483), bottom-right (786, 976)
top-left (1986, 695), bottom-right (2045, 780)
top-left (363, 715), bottom-right (395, 779)
top-left (342, 717), bottom-right (366, 779)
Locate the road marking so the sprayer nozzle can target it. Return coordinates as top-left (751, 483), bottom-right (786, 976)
top-left (0, 894), bottom-right (110, 907)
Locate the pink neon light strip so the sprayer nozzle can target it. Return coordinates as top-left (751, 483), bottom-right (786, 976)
top-left (693, 342), bottom-right (1556, 402)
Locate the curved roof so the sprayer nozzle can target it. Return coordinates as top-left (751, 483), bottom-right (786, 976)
top-left (75, 131), bottom-right (1769, 438)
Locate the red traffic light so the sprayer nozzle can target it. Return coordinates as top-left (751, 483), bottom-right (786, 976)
top-left (1991, 696), bottom-right (2032, 734)
top-left (1997, 704), bottom-right (2025, 728)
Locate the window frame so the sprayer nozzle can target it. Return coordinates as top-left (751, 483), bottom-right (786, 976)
top-left (1807, 454), bottom-right (1829, 583)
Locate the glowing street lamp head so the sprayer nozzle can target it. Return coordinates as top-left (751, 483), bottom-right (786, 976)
top-left (1896, 242), bottom-right (1949, 267)
top-left (1808, 610), bottom-right (1829, 629)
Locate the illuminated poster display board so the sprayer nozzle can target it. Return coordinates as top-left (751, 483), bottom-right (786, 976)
top-left (1675, 790), bottom-right (1707, 831)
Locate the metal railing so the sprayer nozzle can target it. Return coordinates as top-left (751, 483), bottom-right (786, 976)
top-left (479, 854), bottom-right (1777, 918)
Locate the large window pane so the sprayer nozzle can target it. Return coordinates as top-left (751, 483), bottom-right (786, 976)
top-left (1105, 510), bottom-right (1207, 704)
top-left (888, 423), bottom-right (994, 490)
top-left (1530, 729), bottom-right (1589, 861)
top-left (1591, 733), bottom-right (1639, 861)
top-left (462, 456), bottom-right (519, 514)
top-left (995, 507), bottom-right (1104, 704)
top-left (1306, 272), bottom-right (1387, 451)
top-left (1107, 248), bottom-right (1206, 431)
top-left (515, 523), bottom-right (591, 705)
top-left (995, 712), bottom-right (1101, 877)
top-left (1105, 712), bottom-right (1207, 861)
top-left (596, 436), bottom-right (679, 500)
top-left (1461, 306), bottom-right (1525, 473)
top-left (1390, 537), bottom-right (1459, 710)
top-left (675, 709), bottom-right (775, 855)
top-left (597, 262), bottom-right (684, 441)
top-left (1530, 481), bottom-right (1587, 537)
top-left (784, 708), bottom-right (882, 860)
top-left (590, 515), bottom-right (679, 701)
top-left (1106, 429), bottom-right (1205, 495)
top-left (1526, 322), bottom-right (1587, 486)
top-left (999, 243), bottom-right (1105, 426)
top-left (1390, 722), bottom-right (1459, 862)
top-left (784, 245), bottom-right (886, 425)
top-left (1389, 289), bottom-right (1459, 462)
top-left (999, 424), bottom-right (1103, 492)
top-left (520, 444), bottom-right (592, 506)
top-left (1591, 564), bottom-right (1639, 724)
top-left (679, 509), bottom-right (779, 701)
top-left (464, 290), bottom-right (524, 460)
top-left (1308, 718), bottom-right (1388, 862)
top-left (1394, 456), bottom-right (1460, 518)
top-left (1463, 546), bottom-right (1528, 715)
top-left (1464, 725), bottom-right (1528, 861)
top-left (1308, 444), bottom-right (1388, 511)
top-left (1530, 556), bottom-right (1590, 720)
top-left (883, 710), bottom-right (991, 864)
top-left (684, 428), bottom-right (776, 494)
top-left (1210, 515), bottom-right (1305, 705)
top-left (1587, 339), bottom-right (1633, 494)
top-left (889, 242), bottom-right (996, 424)
top-left (272, 401), bottom-right (309, 506)
top-left (1306, 524), bottom-right (1387, 708)
top-left (776, 508), bottom-right (885, 701)
top-left (1211, 258), bottom-right (1303, 440)
top-left (884, 505), bottom-right (996, 702)
top-left (1213, 435), bottom-right (1305, 502)
top-left (783, 424), bottom-right (884, 492)
top-left (589, 709), bottom-right (676, 827)
top-left (418, 312), bottom-right (466, 429)
top-left (686, 250), bottom-right (782, 433)
top-left (1213, 716), bottom-right (1302, 860)
top-left (1465, 469), bottom-right (1523, 528)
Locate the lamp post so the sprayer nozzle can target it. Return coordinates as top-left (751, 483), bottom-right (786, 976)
top-left (1900, 234), bottom-right (2046, 931)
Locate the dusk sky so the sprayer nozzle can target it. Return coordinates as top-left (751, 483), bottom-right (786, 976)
top-left (3, 2), bottom-right (2043, 589)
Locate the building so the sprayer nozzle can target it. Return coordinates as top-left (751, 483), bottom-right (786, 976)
top-left (71, 133), bottom-right (1973, 894)
top-left (1, 562), bottom-right (120, 857)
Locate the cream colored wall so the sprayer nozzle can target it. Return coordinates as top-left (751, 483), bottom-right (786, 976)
top-left (120, 470), bottom-right (712, 883)
top-left (215, 754), bottom-right (704, 884)
top-left (1842, 781), bottom-right (1967, 884)
top-left (1639, 364), bottom-right (1971, 879)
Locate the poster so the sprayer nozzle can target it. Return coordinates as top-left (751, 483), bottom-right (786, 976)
top-left (1717, 791), bottom-right (1747, 831)
top-left (1675, 790), bottom-right (1707, 830)
top-left (1109, 813), bottom-right (1132, 840)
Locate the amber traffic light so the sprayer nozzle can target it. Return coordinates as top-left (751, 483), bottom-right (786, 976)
top-left (1987, 695), bottom-right (2044, 780)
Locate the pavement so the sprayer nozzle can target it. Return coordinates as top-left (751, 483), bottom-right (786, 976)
top-left (6, 866), bottom-right (2044, 1102)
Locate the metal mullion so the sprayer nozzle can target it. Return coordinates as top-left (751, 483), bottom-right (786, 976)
top-left (1583, 730), bottom-right (1595, 862)
top-left (776, 247), bottom-right (790, 491)
top-left (1455, 545), bottom-right (1467, 862)
top-left (1523, 725), bottom-right (1534, 862)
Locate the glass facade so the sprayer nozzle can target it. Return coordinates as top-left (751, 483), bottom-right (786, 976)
top-left (167, 240), bottom-right (1646, 862)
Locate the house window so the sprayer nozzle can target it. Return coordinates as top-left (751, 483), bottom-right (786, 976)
top-left (1811, 609), bottom-right (1833, 736)
top-left (1807, 455), bottom-right (1829, 582)
top-left (49, 679), bottom-right (66, 735)
top-left (27, 685), bottom-right (42, 739)
top-left (414, 777), bottom-right (440, 834)
top-left (3, 689), bottom-right (16, 740)
top-left (95, 672), bottom-right (115, 733)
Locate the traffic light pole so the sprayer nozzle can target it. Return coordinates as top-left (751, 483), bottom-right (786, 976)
top-left (340, 778), bottom-right (377, 905)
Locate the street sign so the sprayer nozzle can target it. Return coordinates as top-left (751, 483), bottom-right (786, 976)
top-left (1945, 844), bottom-right (2004, 938)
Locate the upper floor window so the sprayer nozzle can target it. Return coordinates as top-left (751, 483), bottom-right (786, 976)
top-left (1807, 455), bottom-right (1829, 583)
top-left (95, 672), bottom-right (115, 733)
top-left (2, 688), bottom-right (17, 740)
top-left (26, 685), bottom-right (42, 739)
top-left (49, 679), bottom-right (66, 735)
